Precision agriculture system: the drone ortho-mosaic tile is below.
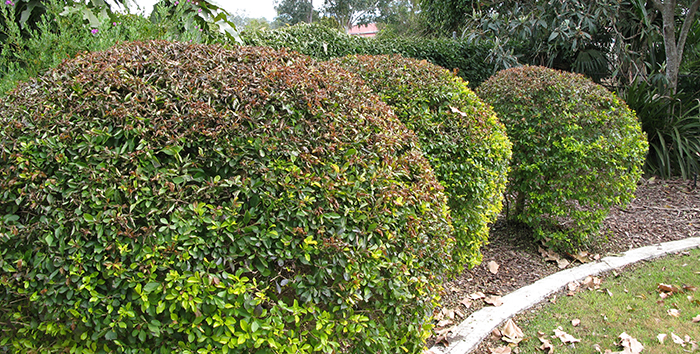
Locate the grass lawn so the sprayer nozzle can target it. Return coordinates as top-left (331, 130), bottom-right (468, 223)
top-left (511, 248), bottom-right (700, 353)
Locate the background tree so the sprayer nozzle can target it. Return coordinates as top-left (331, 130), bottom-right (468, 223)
top-left (651, 0), bottom-right (700, 93)
top-left (274, 0), bottom-right (315, 27)
top-left (321, 0), bottom-right (392, 30)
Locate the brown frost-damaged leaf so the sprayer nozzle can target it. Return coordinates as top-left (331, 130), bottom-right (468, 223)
top-left (489, 346), bottom-right (512, 354)
top-left (485, 295), bottom-right (504, 307)
top-left (501, 319), bottom-right (524, 344)
top-left (553, 326), bottom-right (580, 343)
top-left (488, 261), bottom-right (500, 275)
top-left (618, 332), bottom-right (644, 354)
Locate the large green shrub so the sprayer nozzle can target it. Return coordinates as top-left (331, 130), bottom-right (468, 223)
top-left (333, 54), bottom-right (512, 268)
top-left (0, 40), bottom-right (455, 353)
top-left (240, 23), bottom-right (494, 87)
top-left (477, 66), bottom-right (648, 250)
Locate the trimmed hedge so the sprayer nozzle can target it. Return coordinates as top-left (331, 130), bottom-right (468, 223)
top-left (0, 40), bottom-right (455, 353)
top-left (240, 23), bottom-right (494, 87)
top-left (477, 66), bottom-right (648, 250)
top-left (333, 54), bottom-right (512, 269)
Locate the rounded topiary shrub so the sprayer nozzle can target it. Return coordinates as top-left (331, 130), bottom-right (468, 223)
top-left (0, 41), bottom-right (454, 353)
top-left (476, 65), bottom-right (648, 250)
top-left (333, 54), bottom-right (512, 269)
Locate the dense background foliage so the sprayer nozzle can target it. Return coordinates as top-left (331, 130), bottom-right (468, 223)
top-left (0, 40), bottom-right (456, 353)
top-left (477, 66), bottom-right (648, 250)
top-left (0, 0), bottom-right (231, 94)
top-left (334, 54), bottom-right (511, 268)
top-left (241, 23), bottom-right (494, 87)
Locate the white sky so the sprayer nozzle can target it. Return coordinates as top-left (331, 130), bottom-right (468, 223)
top-left (132, 0), bottom-right (280, 21)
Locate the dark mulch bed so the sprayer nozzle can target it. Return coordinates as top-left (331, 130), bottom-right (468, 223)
top-left (427, 177), bottom-right (700, 352)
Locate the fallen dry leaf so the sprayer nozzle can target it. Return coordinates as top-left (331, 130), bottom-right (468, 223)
top-left (568, 281), bottom-right (580, 292)
top-left (491, 328), bottom-right (502, 338)
top-left (437, 319), bottom-right (453, 327)
top-left (659, 283), bottom-right (682, 294)
top-left (435, 327), bottom-right (452, 336)
top-left (569, 250), bottom-right (591, 264)
top-left (460, 297), bottom-right (473, 308)
top-left (435, 331), bottom-right (450, 347)
top-left (454, 307), bottom-right (465, 318)
top-left (619, 332), bottom-right (644, 354)
top-left (658, 333), bottom-right (667, 343)
top-left (549, 295), bottom-right (557, 304)
top-left (572, 318), bottom-right (581, 327)
top-left (668, 308), bottom-right (681, 317)
top-left (442, 307), bottom-right (455, 320)
top-left (671, 332), bottom-right (685, 346)
top-left (582, 276), bottom-right (602, 290)
top-left (540, 247), bottom-right (568, 269)
top-left (692, 314), bottom-right (700, 323)
top-left (683, 285), bottom-right (698, 292)
top-left (501, 319), bottom-right (524, 344)
top-left (539, 337), bottom-right (554, 354)
top-left (485, 295), bottom-right (504, 307)
top-left (553, 326), bottom-right (580, 343)
top-left (488, 261), bottom-right (500, 275)
top-left (489, 346), bottom-right (511, 354)
top-left (470, 292), bottom-right (486, 300)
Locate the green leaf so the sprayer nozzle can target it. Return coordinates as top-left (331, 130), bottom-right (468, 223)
top-left (105, 330), bottom-right (117, 340)
top-left (143, 282), bottom-right (160, 294)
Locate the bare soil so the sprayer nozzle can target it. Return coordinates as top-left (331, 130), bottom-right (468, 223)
top-left (428, 177), bottom-right (700, 352)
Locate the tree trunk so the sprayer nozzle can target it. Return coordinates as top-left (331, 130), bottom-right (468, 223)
top-left (308, 0), bottom-right (313, 23)
top-left (652, 0), bottom-right (700, 94)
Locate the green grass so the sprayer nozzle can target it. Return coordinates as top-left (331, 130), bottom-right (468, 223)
top-left (514, 248), bottom-right (700, 353)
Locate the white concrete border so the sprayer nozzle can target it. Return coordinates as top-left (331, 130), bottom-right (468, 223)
top-left (429, 237), bottom-right (700, 354)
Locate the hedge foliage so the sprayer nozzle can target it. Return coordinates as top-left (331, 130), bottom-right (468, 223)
top-left (333, 54), bottom-right (512, 268)
top-left (240, 23), bottom-right (493, 87)
top-left (477, 66), bottom-right (648, 250)
top-left (0, 40), bottom-right (456, 353)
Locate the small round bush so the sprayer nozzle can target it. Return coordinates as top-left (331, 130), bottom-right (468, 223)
top-left (333, 54), bottom-right (512, 269)
top-left (477, 66), bottom-right (648, 250)
top-left (0, 41), bottom-right (454, 353)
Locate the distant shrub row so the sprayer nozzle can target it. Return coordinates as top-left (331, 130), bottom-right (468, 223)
top-left (240, 23), bottom-right (494, 87)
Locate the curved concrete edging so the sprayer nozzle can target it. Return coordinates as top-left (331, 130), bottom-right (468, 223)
top-left (429, 237), bottom-right (700, 354)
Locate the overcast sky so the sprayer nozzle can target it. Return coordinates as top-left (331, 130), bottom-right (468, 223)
top-left (132, 0), bottom-right (280, 21)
